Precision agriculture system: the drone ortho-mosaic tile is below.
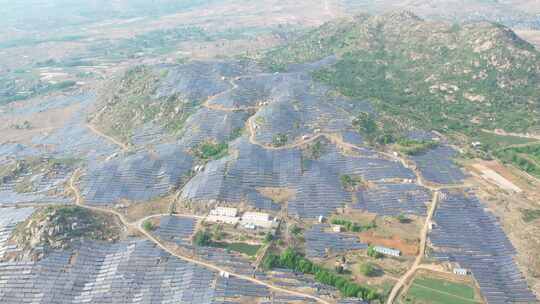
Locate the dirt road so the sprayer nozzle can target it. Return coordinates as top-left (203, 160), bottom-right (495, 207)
top-left (68, 170), bottom-right (331, 304)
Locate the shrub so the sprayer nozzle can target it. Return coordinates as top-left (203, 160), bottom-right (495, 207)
top-left (142, 220), bottom-right (155, 231)
top-left (359, 262), bottom-right (377, 277)
top-left (367, 245), bottom-right (383, 259)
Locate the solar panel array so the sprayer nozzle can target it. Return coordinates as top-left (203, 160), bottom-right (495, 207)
top-left (0, 207), bottom-right (35, 257)
top-left (250, 74), bottom-right (372, 147)
top-left (31, 94), bottom-right (118, 166)
top-left (195, 246), bottom-right (255, 276)
top-left (0, 239), bottom-right (221, 304)
top-left (178, 107), bottom-right (250, 149)
top-left (354, 183), bottom-right (431, 216)
top-left (304, 224), bottom-right (368, 258)
top-left (154, 216), bottom-right (197, 246)
top-left (410, 145), bottom-right (465, 184)
top-left (429, 190), bottom-right (537, 304)
top-left (154, 61), bottom-right (261, 102)
top-left (82, 143), bottom-right (193, 205)
top-left (182, 137), bottom-right (415, 218)
top-left (0, 163), bottom-right (73, 206)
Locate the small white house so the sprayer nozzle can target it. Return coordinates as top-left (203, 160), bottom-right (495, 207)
top-left (373, 246), bottom-right (401, 257)
top-left (318, 215), bottom-right (325, 223)
top-left (453, 268), bottom-right (468, 276)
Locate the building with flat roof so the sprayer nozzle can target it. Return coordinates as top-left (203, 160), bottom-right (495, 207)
top-left (210, 207), bottom-right (238, 217)
top-left (206, 207), bottom-right (239, 225)
top-left (241, 211), bottom-right (273, 229)
top-left (373, 246), bottom-right (401, 257)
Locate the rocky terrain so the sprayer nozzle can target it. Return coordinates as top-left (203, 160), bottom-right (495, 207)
top-left (5, 206), bottom-right (122, 261)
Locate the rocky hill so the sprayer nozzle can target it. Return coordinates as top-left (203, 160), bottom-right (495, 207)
top-left (262, 12), bottom-right (540, 135)
top-left (5, 206), bottom-right (122, 261)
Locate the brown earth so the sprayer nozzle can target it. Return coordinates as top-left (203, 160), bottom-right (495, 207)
top-left (360, 231), bottom-right (418, 256)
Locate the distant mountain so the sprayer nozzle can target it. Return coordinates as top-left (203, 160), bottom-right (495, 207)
top-left (262, 12), bottom-right (540, 134)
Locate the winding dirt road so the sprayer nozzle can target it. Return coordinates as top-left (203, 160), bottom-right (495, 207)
top-left (68, 169), bottom-right (331, 304)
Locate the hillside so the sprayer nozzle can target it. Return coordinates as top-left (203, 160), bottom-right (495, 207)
top-left (262, 12), bottom-right (540, 135)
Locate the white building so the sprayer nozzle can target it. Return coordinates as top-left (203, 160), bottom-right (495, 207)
top-left (373, 246), bottom-right (401, 257)
top-left (241, 211), bottom-right (273, 229)
top-left (210, 207), bottom-right (238, 217)
top-left (453, 268), bottom-right (468, 276)
top-left (206, 207), bottom-right (239, 225)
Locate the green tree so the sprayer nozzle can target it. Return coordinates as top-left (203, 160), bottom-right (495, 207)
top-left (193, 230), bottom-right (212, 246)
top-left (142, 220), bottom-right (155, 231)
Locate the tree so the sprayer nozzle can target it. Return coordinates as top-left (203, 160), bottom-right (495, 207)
top-left (396, 213), bottom-right (409, 223)
top-left (142, 220), bottom-right (155, 231)
top-left (263, 232), bottom-right (274, 243)
top-left (261, 254), bottom-right (279, 270)
top-left (193, 230), bottom-right (212, 246)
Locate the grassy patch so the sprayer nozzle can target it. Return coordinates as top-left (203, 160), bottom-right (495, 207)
top-left (495, 143), bottom-right (540, 178)
top-left (472, 131), bottom-right (536, 150)
top-left (521, 209), bottom-right (540, 223)
top-left (212, 242), bottom-right (261, 256)
top-left (331, 217), bottom-right (375, 232)
top-left (404, 276), bottom-right (477, 304)
top-left (395, 139), bottom-right (438, 156)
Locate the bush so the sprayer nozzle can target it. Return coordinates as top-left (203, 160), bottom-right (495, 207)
top-left (142, 220), bottom-right (155, 231)
top-left (264, 232), bottom-right (274, 243)
top-left (359, 262), bottom-right (377, 277)
top-left (367, 245), bottom-right (383, 259)
top-left (194, 142), bottom-right (228, 160)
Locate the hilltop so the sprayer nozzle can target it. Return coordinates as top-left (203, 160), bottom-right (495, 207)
top-left (262, 12), bottom-right (540, 135)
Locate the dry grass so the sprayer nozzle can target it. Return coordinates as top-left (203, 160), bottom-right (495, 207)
top-left (257, 187), bottom-right (296, 204)
top-left (123, 196), bottom-right (172, 222)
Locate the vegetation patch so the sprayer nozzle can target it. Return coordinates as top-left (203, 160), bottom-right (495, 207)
top-left (403, 276), bottom-right (478, 304)
top-left (194, 142), bottom-right (228, 161)
top-left (193, 230), bottom-right (260, 256)
top-left (521, 209), bottom-right (540, 223)
top-left (394, 139), bottom-right (439, 156)
top-left (331, 218), bottom-right (376, 232)
top-left (212, 242), bottom-right (261, 256)
top-left (495, 143), bottom-right (540, 178)
top-left (94, 65), bottom-right (197, 144)
top-left (263, 248), bottom-right (380, 300)
top-left (262, 13), bottom-right (540, 134)
top-left (340, 174), bottom-right (366, 191)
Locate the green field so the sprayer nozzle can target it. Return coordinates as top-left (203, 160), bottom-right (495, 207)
top-left (212, 242), bottom-right (261, 256)
top-left (495, 143), bottom-right (540, 178)
top-left (473, 131), bottom-right (537, 150)
top-left (403, 277), bottom-right (479, 304)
